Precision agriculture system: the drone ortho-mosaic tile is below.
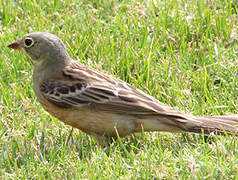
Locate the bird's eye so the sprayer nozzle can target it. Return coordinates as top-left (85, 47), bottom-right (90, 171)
top-left (24, 38), bottom-right (34, 48)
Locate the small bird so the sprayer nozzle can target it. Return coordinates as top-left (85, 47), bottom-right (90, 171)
top-left (7, 32), bottom-right (238, 144)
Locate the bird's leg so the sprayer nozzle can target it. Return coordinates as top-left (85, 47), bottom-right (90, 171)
top-left (95, 135), bottom-right (113, 148)
top-left (65, 127), bottom-right (74, 146)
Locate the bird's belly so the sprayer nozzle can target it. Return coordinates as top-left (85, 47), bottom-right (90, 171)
top-left (65, 109), bottom-right (136, 137)
top-left (41, 101), bottom-right (136, 137)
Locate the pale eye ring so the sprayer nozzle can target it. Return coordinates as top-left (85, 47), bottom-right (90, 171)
top-left (24, 38), bottom-right (34, 48)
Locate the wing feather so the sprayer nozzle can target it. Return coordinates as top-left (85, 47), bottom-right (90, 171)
top-left (39, 62), bottom-right (184, 116)
top-left (40, 79), bottom-right (161, 115)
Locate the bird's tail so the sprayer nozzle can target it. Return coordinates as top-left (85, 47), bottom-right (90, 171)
top-left (185, 115), bottom-right (238, 135)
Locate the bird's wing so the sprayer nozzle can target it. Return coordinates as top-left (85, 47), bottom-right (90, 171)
top-left (39, 61), bottom-right (184, 116)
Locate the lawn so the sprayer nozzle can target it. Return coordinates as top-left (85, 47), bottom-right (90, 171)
top-left (0, 0), bottom-right (238, 179)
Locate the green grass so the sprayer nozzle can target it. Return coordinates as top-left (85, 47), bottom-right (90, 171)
top-left (0, 0), bottom-right (238, 178)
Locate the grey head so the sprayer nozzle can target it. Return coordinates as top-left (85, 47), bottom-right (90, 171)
top-left (8, 32), bottom-right (71, 68)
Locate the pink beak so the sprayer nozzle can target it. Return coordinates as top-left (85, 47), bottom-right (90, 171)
top-left (7, 39), bottom-right (23, 50)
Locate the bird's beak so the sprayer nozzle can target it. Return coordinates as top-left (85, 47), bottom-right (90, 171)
top-left (7, 39), bottom-right (23, 50)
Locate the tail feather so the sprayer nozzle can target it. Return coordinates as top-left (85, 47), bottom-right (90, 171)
top-left (185, 115), bottom-right (238, 135)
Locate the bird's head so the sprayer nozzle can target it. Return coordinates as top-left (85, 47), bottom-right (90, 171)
top-left (7, 32), bottom-right (70, 67)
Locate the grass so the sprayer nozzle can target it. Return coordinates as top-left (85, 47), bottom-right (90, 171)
top-left (0, 0), bottom-right (238, 178)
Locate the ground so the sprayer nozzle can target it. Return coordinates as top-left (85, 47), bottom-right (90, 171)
top-left (0, 0), bottom-right (238, 178)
